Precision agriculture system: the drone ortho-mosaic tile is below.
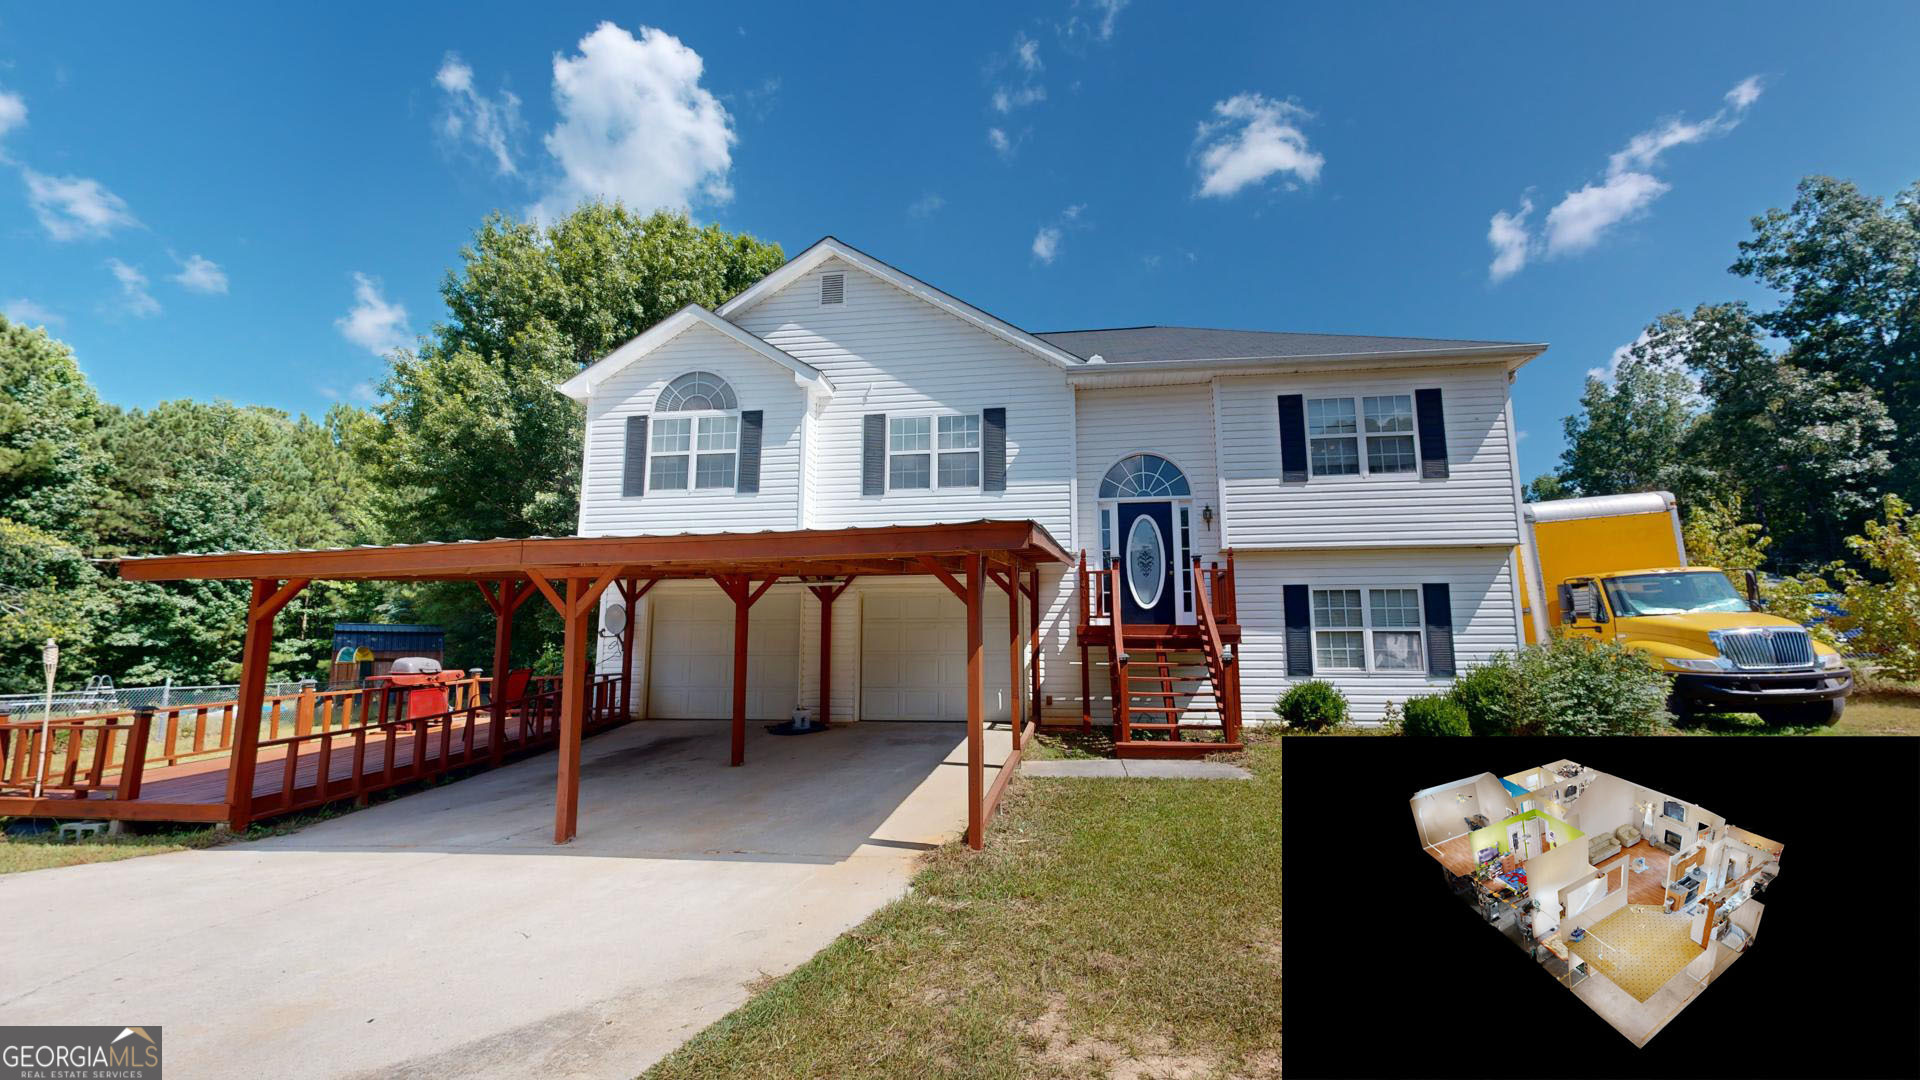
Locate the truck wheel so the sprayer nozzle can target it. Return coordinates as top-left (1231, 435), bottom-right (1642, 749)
top-left (1757, 699), bottom-right (1846, 728)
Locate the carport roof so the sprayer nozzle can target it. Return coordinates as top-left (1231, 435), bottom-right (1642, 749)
top-left (117, 519), bottom-right (1071, 583)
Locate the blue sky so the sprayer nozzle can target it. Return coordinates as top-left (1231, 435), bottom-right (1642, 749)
top-left (2, 3), bottom-right (1916, 481)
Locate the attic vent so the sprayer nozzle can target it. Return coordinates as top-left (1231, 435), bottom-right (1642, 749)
top-left (820, 272), bottom-right (846, 305)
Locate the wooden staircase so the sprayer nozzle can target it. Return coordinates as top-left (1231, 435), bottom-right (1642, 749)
top-left (1072, 551), bottom-right (1243, 758)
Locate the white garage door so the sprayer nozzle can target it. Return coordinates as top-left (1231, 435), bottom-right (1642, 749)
top-left (862, 590), bottom-right (1013, 722)
top-left (649, 590), bottom-right (802, 720)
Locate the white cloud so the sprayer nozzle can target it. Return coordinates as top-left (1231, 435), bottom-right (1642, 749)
top-left (0, 88), bottom-right (26, 146)
top-left (1487, 196), bottom-right (1533, 281)
top-left (1031, 225), bottom-right (1062, 264)
top-left (1489, 76), bottom-right (1763, 280)
top-left (992, 85), bottom-right (1046, 113)
top-left (3, 297), bottom-right (61, 326)
top-left (529, 23), bottom-right (736, 223)
top-left (1015, 32), bottom-right (1043, 74)
top-left (106, 258), bottom-right (160, 317)
top-left (435, 52), bottom-right (522, 176)
top-left (988, 33), bottom-right (1046, 118)
top-left (1544, 171), bottom-right (1670, 257)
top-left (1031, 204), bottom-right (1087, 264)
top-left (1090, 0), bottom-right (1129, 40)
top-left (170, 253), bottom-right (228, 294)
top-left (908, 192), bottom-right (945, 218)
top-left (987, 127), bottom-right (1013, 158)
top-left (22, 169), bottom-right (139, 241)
top-left (1061, 0), bottom-right (1130, 44)
top-left (1193, 93), bottom-right (1324, 198)
top-left (335, 272), bottom-right (412, 356)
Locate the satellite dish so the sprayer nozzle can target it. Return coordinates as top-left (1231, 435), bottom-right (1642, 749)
top-left (602, 602), bottom-right (628, 634)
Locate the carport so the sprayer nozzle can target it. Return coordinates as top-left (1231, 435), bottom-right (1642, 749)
top-left (117, 520), bottom-right (1067, 848)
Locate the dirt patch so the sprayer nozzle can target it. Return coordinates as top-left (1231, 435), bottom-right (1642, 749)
top-left (1025, 995), bottom-right (1220, 1080)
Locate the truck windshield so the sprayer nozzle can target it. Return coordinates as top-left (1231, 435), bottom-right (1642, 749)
top-left (1603, 572), bottom-right (1753, 617)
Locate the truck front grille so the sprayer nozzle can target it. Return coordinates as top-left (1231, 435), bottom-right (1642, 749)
top-left (1716, 628), bottom-right (1814, 670)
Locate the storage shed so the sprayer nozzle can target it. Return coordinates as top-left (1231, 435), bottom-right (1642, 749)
top-left (329, 623), bottom-right (445, 688)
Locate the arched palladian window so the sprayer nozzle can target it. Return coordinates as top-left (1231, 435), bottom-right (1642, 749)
top-left (651, 371), bottom-right (740, 490)
top-left (1098, 453), bottom-right (1191, 499)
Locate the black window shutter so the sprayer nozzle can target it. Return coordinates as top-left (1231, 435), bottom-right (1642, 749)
top-left (736, 410), bottom-right (763, 493)
top-left (1277, 395), bottom-right (1308, 483)
top-left (862, 413), bottom-right (886, 495)
top-left (1284, 584), bottom-right (1313, 676)
top-left (1414, 388), bottom-right (1449, 479)
top-left (621, 415), bottom-right (648, 497)
top-left (1423, 582), bottom-right (1456, 676)
top-left (982, 407), bottom-right (1007, 492)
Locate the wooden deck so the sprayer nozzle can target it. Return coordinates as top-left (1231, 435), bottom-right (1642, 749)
top-left (0, 680), bottom-right (629, 826)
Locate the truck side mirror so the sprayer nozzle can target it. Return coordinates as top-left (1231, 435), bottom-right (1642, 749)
top-left (1742, 569), bottom-right (1761, 609)
top-left (1557, 584), bottom-right (1576, 624)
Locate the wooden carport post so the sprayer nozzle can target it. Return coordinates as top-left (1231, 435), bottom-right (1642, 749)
top-left (1029, 564), bottom-right (1042, 729)
top-left (714, 574), bottom-right (779, 766)
top-left (965, 553), bottom-right (986, 850)
top-left (806, 578), bottom-right (857, 725)
top-left (528, 567), bottom-right (624, 843)
top-left (615, 577), bottom-right (657, 721)
top-left (226, 577), bottom-right (309, 832)
top-left (478, 578), bottom-right (532, 764)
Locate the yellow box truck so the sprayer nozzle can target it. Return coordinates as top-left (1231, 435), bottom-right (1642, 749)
top-left (1515, 492), bottom-right (1852, 726)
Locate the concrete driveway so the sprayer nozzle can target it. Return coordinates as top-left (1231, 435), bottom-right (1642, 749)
top-left (0, 720), bottom-right (1012, 1079)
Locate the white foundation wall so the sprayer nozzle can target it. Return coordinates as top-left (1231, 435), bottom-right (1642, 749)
top-left (1233, 545), bottom-right (1522, 723)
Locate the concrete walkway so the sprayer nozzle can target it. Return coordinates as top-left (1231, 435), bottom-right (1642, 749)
top-left (0, 720), bottom-right (1012, 1079)
top-left (1020, 758), bottom-right (1251, 779)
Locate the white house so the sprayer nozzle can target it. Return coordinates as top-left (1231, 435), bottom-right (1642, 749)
top-left (560, 237), bottom-right (1545, 742)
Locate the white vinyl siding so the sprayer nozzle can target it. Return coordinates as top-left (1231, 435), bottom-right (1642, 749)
top-left (577, 322), bottom-right (803, 535)
top-left (727, 257), bottom-right (1074, 541)
top-left (1216, 365), bottom-right (1522, 548)
top-left (1235, 547), bottom-right (1520, 723)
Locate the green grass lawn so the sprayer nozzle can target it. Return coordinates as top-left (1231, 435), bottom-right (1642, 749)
top-left (645, 737), bottom-right (1283, 1080)
top-left (1680, 690), bottom-right (1920, 736)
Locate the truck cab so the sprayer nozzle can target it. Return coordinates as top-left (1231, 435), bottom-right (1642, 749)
top-left (1518, 493), bottom-right (1852, 726)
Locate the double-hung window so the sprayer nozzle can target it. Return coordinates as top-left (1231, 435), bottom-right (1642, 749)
top-left (1362, 395), bottom-right (1417, 474)
top-left (650, 371), bottom-right (740, 492)
top-left (1310, 587), bottom-right (1426, 672)
top-left (889, 413), bottom-right (980, 490)
top-left (1306, 398), bottom-right (1359, 476)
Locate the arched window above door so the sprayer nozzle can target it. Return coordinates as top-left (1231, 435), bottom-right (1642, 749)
top-left (1098, 453), bottom-right (1191, 498)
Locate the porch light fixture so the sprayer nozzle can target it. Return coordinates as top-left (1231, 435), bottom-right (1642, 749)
top-left (1202, 504), bottom-right (1214, 529)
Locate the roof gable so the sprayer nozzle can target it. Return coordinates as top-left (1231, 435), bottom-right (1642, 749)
top-left (557, 305), bottom-right (832, 402)
top-left (715, 236), bottom-right (1085, 371)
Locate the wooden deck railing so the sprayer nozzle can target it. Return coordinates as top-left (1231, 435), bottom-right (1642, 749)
top-left (0, 671), bottom-right (583, 803)
top-left (1191, 555), bottom-right (1241, 744)
top-left (1075, 548), bottom-right (1236, 628)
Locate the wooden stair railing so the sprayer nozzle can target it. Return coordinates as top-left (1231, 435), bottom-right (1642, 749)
top-left (1192, 554), bottom-right (1241, 745)
top-left (1109, 559), bottom-right (1130, 742)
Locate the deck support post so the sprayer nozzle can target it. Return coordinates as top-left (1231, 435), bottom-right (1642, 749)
top-left (1005, 560), bottom-right (1024, 751)
top-left (1029, 565), bottom-right (1042, 731)
top-left (486, 579), bottom-right (517, 764)
top-left (225, 576), bottom-right (307, 832)
top-left (966, 553), bottom-right (986, 850)
top-left (618, 579), bottom-right (637, 721)
top-left (554, 576), bottom-right (591, 843)
top-left (714, 574), bottom-right (778, 766)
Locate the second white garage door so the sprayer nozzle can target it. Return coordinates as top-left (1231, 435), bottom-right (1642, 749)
top-left (861, 590), bottom-right (1013, 722)
top-left (648, 589), bottom-right (802, 720)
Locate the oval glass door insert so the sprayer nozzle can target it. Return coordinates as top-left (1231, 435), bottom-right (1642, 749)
top-left (1125, 515), bottom-right (1166, 609)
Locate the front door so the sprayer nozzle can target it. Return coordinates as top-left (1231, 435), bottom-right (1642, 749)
top-left (1116, 501), bottom-right (1176, 624)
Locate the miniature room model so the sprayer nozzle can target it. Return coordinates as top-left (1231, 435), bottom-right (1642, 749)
top-left (1410, 761), bottom-right (1783, 1047)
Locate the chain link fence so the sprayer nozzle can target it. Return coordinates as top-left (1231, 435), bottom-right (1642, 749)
top-left (0, 679), bottom-right (316, 720)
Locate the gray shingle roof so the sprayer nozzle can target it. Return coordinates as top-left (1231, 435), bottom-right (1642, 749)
top-left (1033, 325), bottom-right (1538, 365)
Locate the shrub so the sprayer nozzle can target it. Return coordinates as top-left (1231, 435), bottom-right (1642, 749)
top-left (1831, 496), bottom-right (1920, 682)
top-left (1274, 680), bottom-right (1349, 732)
top-left (1400, 694), bottom-right (1469, 736)
top-left (1512, 635), bottom-right (1672, 736)
top-left (1448, 658), bottom-right (1523, 736)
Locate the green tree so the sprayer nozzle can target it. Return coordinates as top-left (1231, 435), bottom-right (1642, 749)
top-left (1831, 496), bottom-right (1920, 682)
top-left (1553, 324), bottom-right (1706, 501)
top-left (0, 519), bottom-right (114, 690)
top-left (368, 204), bottom-right (785, 544)
top-left (1732, 176), bottom-right (1920, 500)
top-left (0, 317), bottom-right (112, 542)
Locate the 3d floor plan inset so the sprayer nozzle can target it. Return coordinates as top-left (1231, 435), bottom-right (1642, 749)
top-left (1411, 760), bottom-right (1782, 1047)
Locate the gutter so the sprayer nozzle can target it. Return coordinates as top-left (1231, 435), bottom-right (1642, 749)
top-left (1062, 344), bottom-right (1549, 384)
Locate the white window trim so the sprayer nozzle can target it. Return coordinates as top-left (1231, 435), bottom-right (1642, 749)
top-left (885, 410), bottom-right (983, 493)
top-left (1308, 584), bottom-right (1428, 674)
top-left (1304, 394), bottom-right (1422, 481)
top-left (649, 409), bottom-right (742, 495)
